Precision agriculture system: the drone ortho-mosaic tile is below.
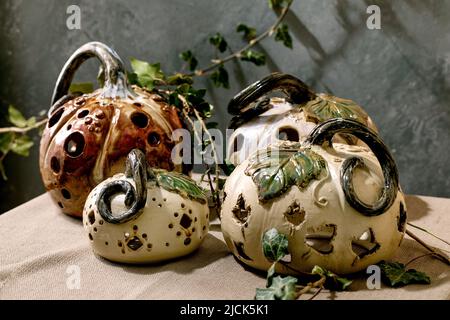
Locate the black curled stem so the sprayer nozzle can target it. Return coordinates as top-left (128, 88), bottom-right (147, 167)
top-left (97, 149), bottom-right (151, 224)
top-left (227, 72), bottom-right (316, 129)
top-left (306, 118), bottom-right (399, 216)
top-left (49, 41), bottom-right (132, 116)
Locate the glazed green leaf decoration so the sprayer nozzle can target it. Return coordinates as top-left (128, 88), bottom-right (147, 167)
top-left (155, 170), bottom-right (208, 204)
top-left (377, 261), bottom-right (431, 287)
top-left (275, 24), bottom-right (293, 49)
top-left (240, 50), bottom-right (266, 66)
top-left (69, 82), bottom-right (94, 94)
top-left (180, 50), bottom-right (198, 72)
top-left (236, 24), bottom-right (257, 42)
top-left (262, 228), bottom-right (289, 262)
top-left (130, 58), bottom-right (165, 90)
top-left (210, 65), bottom-right (230, 88)
top-left (245, 146), bottom-right (326, 201)
top-left (255, 275), bottom-right (298, 300)
top-left (312, 266), bottom-right (353, 291)
top-left (302, 94), bottom-right (369, 125)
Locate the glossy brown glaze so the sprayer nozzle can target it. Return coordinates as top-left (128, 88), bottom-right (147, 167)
top-left (40, 87), bottom-right (184, 218)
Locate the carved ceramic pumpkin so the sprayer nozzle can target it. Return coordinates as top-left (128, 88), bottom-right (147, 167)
top-left (83, 149), bottom-right (209, 264)
top-left (221, 118), bottom-right (406, 275)
top-left (226, 73), bottom-right (378, 166)
top-left (40, 42), bottom-right (185, 218)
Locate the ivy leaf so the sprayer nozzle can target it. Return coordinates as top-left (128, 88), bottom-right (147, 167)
top-left (302, 94), bottom-right (369, 125)
top-left (240, 50), bottom-right (266, 66)
top-left (378, 261), bottom-right (431, 287)
top-left (220, 160), bottom-right (236, 176)
top-left (8, 105), bottom-right (27, 128)
top-left (167, 73), bottom-right (194, 85)
top-left (268, 0), bottom-right (292, 10)
top-left (275, 24), bottom-right (293, 49)
top-left (209, 33), bottom-right (228, 53)
top-left (206, 122), bottom-right (219, 129)
top-left (210, 65), bottom-right (229, 88)
top-left (255, 275), bottom-right (298, 300)
top-left (245, 145), bottom-right (326, 202)
top-left (10, 135), bottom-right (34, 157)
top-left (155, 170), bottom-right (208, 204)
top-left (262, 228), bottom-right (289, 262)
top-left (311, 266), bottom-right (353, 291)
top-left (130, 58), bottom-right (165, 90)
top-left (0, 133), bottom-right (13, 154)
top-left (69, 82), bottom-right (94, 94)
top-left (180, 50), bottom-right (198, 72)
top-left (236, 24), bottom-right (257, 42)
top-left (168, 92), bottom-right (183, 109)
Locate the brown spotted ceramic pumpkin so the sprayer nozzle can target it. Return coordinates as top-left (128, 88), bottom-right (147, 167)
top-left (39, 42), bottom-right (185, 218)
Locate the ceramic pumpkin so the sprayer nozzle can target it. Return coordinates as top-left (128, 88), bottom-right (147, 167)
top-left (40, 42), bottom-right (185, 218)
top-left (221, 118), bottom-right (406, 275)
top-left (226, 73), bottom-right (378, 166)
top-left (83, 149), bottom-right (209, 264)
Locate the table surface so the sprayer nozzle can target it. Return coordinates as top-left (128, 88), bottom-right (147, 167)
top-left (0, 193), bottom-right (449, 300)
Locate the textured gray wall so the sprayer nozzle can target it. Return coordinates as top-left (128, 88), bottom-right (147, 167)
top-left (1, 0), bottom-right (450, 213)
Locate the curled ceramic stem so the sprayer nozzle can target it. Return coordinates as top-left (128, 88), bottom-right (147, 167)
top-left (306, 118), bottom-right (399, 216)
top-left (227, 72), bottom-right (316, 128)
top-left (97, 149), bottom-right (150, 224)
top-left (49, 41), bottom-right (132, 116)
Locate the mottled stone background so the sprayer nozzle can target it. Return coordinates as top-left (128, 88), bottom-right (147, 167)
top-left (1, 0), bottom-right (449, 213)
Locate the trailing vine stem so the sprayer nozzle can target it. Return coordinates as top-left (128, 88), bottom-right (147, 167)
top-left (186, 1), bottom-right (293, 77)
top-left (407, 222), bottom-right (450, 247)
top-left (176, 94), bottom-right (221, 208)
top-left (404, 253), bottom-right (445, 268)
top-left (296, 275), bottom-right (326, 300)
top-left (0, 118), bottom-right (47, 134)
top-left (406, 229), bottom-right (450, 265)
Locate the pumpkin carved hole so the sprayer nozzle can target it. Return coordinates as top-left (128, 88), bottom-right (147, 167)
top-left (48, 108), bottom-right (65, 128)
top-left (232, 134), bottom-right (244, 152)
top-left (50, 156), bottom-right (60, 173)
top-left (278, 126), bottom-right (299, 142)
top-left (88, 211), bottom-right (95, 225)
top-left (147, 132), bottom-right (161, 146)
top-left (64, 132), bottom-right (85, 157)
top-left (61, 188), bottom-right (71, 199)
top-left (77, 109), bottom-right (89, 118)
top-left (131, 112), bottom-right (149, 128)
top-left (234, 241), bottom-right (253, 261)
top-left (180, 214), bottom-right (192, 229)
top-left (305, 224), bottom-right (336, 254)
top-left (397, 202), bottom-right (407, 232)
top-left (284, 201), bottom-right (305, 226)
top-left (351, 228), bottom-right (380, 258)
top-left (232, 194), bottom-right (251, 224)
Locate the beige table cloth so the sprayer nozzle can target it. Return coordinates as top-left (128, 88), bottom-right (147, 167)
top-left (0, 193), bottom-right (449, 299)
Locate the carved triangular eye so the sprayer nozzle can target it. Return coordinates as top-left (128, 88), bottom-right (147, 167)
top-left (352, 228), bottom-right (380, 258)
top-left (305, 224), bottom-right (336, 254)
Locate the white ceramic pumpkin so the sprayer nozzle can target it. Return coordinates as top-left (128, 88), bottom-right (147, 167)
top-left (221, 119), bottom-right (406, 275)
top-left (226, 73), bottom-right (378, 166)
top-left (83, 149), bottom-right (209, 264)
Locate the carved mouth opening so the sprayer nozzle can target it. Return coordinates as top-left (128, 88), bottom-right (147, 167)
top-left (234, 241), bottom-right (253, 261)
top-left (351, 228), bottom-right (380, 258)
top-left (278, 126), bottom-right (299, 142)
top-left (305, 224), bottom-right (336, 254)
top-left (232, 194), bottom-right (251, 224)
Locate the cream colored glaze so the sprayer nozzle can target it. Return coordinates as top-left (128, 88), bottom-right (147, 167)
top-left (226, 98), bottom-right (378, 166)
top-left (221, 142), bottom-right (405, 275)
top-left (83, 174), bottom-right (209, 264)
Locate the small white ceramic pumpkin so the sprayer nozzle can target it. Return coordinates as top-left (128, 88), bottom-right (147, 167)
top-left (221, 119), bottom-right (406, 275)
top-left (83, 149), bottom-right (209, 264)
top-left (226, 73), bottom-right (378, 166)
